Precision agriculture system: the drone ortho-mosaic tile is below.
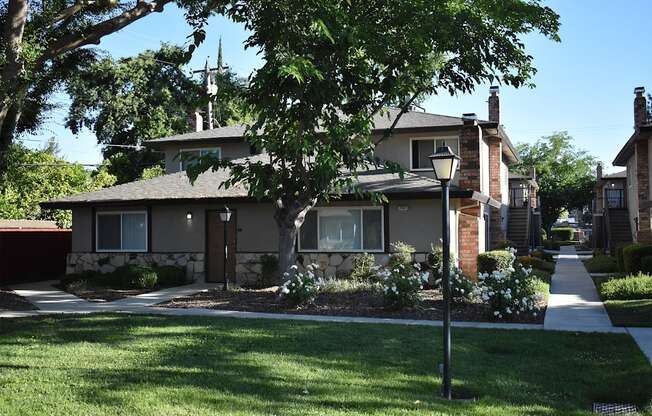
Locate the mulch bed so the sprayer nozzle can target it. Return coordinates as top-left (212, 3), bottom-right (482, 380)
top-left (0, 289), bottom-right (37, 311)
top-left (159, 287), bottom-right (546, 324)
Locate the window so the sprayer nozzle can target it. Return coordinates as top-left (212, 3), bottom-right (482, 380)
top-left (411, 138), bottom-right (459, 170)
top-left (509, 187), bottom-right (529, 208)
top-left (299, 207), bottom-right (383, 252)
top-left (605, 188), bottom-right (625, 208)
top-left (179, 148), bottom-right (221, 171)
top-left (96, 212), bottom-right (147, 252)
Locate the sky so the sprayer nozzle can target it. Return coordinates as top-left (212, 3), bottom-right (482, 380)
top-left (22, 0), bottom-right (652, 174)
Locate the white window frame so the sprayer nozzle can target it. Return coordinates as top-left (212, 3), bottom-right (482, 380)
top-left (409, 137), bottom-right (460, 171)
top-left (298, 206), bottom-right (384, 253)
top-left (96, 211), bottom-right (148, 253)
top-left (178, 147), bottom-right (222, 171)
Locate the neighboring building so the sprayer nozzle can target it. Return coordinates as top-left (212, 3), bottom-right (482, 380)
top-left (42, 87), bottom-right (537, 283)
top-left (595, 87), bottom-right (652, 250)
top-left (507, 171), bottom-right (541, 253)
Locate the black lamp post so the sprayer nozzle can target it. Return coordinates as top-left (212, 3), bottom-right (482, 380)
top-left (428, 146), bottom-right (461, 400)
top-left (219, 206), bottom-right (232, 291)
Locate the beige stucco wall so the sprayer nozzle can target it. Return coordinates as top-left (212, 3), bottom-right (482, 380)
top-left (70, 197), bottom-right (449, 255)
top-left (373, 130), bottom-right (462, 186)
top-left (164, 141), bottom-right (253, 174)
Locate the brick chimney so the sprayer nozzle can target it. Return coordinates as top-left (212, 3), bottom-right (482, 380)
top-left (596, 162), bottom-right (603, 180)
top-left (488, 86), bottom-right (500, 123)
top-left (635, 87), bottom-right (648, 128)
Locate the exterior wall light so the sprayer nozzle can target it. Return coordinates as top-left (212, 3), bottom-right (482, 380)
top-left (186, 211), bottom-right (193, 220)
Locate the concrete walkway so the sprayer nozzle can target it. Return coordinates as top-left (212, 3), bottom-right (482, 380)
top-left (544, 246), bottom-right (619, 332)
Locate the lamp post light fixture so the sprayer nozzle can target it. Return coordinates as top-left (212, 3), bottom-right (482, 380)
top-left (428, 146), bottom-right (461, 400)
top-left (219, 206), bottom-right (232, 291)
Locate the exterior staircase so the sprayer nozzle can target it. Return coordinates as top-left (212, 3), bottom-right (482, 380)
top-left (507, 207), bottom-right (530, 255)
top-left (606, 208), bottom-right (632, 250)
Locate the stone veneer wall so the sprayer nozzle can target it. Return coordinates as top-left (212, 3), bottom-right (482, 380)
top-left (236, 252), bottom-right (430, 284)
top-left (66, 252), bottom-right (205, 282)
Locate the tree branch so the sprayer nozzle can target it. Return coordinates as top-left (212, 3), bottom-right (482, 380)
top-left (50, 2), bottom-right (90, 27)
top-left (37, 0), bottom-right (172, 65)
top-left (373, 90), bottom-right (424, 146)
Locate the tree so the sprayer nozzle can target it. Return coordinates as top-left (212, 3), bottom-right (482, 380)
top-left (185, 0), bottom-right (561, 275)
top-left (513, 132), bottom-right (596, 232)
top-left (0, 141), bottom-right (116, 227)
top-left (0, 0), bottom-right (176, 176)
top-left (65, 44), bottom-right (247, 183)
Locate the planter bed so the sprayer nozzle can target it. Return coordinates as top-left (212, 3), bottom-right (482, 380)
top-left (59, 285), bottom-right (159, 302)
top-left (158, 286), bottom-right (547, 324)
top-left (0, 288), bottom-right (37, 311)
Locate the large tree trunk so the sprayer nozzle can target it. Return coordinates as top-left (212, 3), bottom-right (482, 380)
top-left (274, 197), bottom-right (316, 282)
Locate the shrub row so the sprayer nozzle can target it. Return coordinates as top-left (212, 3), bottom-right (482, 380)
top-left (583, 255), bottom-right (618, 274)
top-left (62, 264), bottom-right (186, 291)
top-left (550, 227), bottom-right (574, 241)
top-left (518, 256), bottom-right (555, 273)
top-left (599, 274), bottom-right (652, 300)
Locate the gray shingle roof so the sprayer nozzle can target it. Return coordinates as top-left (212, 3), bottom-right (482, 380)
top-left (602, 169), bottom-right (627, 179)
top-left (41, 154), bottom-right (487, 208)
top-left (147, 109), bottom-right (476, 145)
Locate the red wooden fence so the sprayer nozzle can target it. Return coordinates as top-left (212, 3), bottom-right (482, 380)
top-left (0, 229), bottom-right (71, 285)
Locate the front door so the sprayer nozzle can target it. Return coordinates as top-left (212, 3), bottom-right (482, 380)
top-left (206, 210), bottom-right (237, 283)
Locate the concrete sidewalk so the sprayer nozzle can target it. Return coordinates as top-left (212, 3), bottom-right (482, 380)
top-left (544, 245), bottom-right (618, 332)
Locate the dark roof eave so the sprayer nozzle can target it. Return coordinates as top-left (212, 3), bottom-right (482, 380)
top-left (39, 187), bottom-right (495, 210)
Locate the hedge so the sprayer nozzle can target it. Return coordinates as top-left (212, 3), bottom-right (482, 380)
top-left (622, 244), bottom-right (652, 274)
top-left (642, 256), bottom-right (652, 274)
top-left (477, 250), bottom-right (513, 274)
top-left (518, 256), bottom-right (555, 273)
top-left (61, 264), bottom-right (186, 290)
top-left (599, 274), bottom-right (652, 300)
top-left (551, 227), bottom-right (574, 241)
top-left (615, 244), bottom-right (627, 272)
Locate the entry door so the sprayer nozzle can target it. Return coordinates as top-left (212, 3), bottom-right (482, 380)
top-left (206, 210), bottom-right (237, 283)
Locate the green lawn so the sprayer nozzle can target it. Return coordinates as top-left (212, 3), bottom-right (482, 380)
top-left (0, 314), bottom-right (651, 416)
top-left (604, 299), bottom-right (652, 327)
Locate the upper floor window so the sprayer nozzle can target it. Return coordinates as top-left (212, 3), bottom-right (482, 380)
top-left (410, 138), bottom-right (459, 171)
top-left (605, 188), bottom-right (625, 209)
top-left (179, 148), bottom-right (221, 171)
top-left (96, 211), bottom-right (147, 252)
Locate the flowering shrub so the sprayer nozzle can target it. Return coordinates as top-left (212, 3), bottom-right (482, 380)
top-left (448, 266), bottom-right (475, 301)
top-left (279, 264), bottom-right (321, 306)
top-left (379, 262), bottom-right (429, 309)
top-left (349, 253), bottom-right (380, 282)
top-left (388, 241), bottom-right (415, 269)
top-left (473, 262), bottom-right (544, 318)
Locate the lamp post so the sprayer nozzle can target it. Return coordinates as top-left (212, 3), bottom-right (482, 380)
top-left (428, 146), bottom-right (461, 400)
top-left (219, 206), bottom-right (232, 291)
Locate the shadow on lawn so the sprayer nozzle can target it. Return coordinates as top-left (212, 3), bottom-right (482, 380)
top-left (1, 314), bottom-right (651, 415)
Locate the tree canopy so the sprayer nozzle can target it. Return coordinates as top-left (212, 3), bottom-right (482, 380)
top-left (185, 0), bottom-right (561, 274)
top-left (513, 132), bottom-right (596, 232)
top-left (0, 142), bottom-right (116, 227)
top-left (0, 0), bottom-right (176, 176)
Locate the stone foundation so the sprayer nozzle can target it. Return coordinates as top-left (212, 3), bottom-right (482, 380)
top-left (236, 252), bottom-right (429, 284)
top-left (66, 252), bottom-right (204, 283)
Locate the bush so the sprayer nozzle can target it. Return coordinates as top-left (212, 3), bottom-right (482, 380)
top-left (531, 249), bottom-right (554, 262)
top-left (477, 250), bottom-right (515, 274)
top-left (378, 263), bottom-right (428, 309)
top-left (551, 227), bottom-right (574, 241)
top-left (518, 256), bottom-right (555, 273)
top-left (153, 266), bottom-right (186, 287)
top-left (60, 270), bottom-right (102, 288)
top-left (473, 263), bottom-right (544, 319)
top-left (583, 255), bottom-right (618, 274)
top-left (600, 274), bottom-right (652, 300)
top-left (615, 244), bottom-right (627, 272)
top-left (543, 240), bottom-right (560, 251)
top-left (427, 245), bottom-right (457, 282)
top-left (320, 277), bottom-right (381, 295)
top-left (259, 254), bottom-right (279, 287)
top-left (622, 244), bottom-right (652, 274)
top-left (493, 240), bottom-right (516, 250)
top-left (349, 253), bottom-right (378, 282)
top-left (531, 268), bottom-right (552, 284)
top-left (540, 228), bottom-right (547, 241)
top-left (279, 264), bottom-right (321, 306)
top-left (388, 241), bottom-right (415, 269)
top-left (114, 265), bottom-right (158, 289)
top-left (642, 256), bottom-right (652, 274)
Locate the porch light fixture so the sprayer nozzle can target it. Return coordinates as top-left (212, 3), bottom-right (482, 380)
top-left (428, 145), bottom-right (461, 400)
top-left (220, 206), bottom-right (232, 291)
top-left (186, 211), bottom-right (193, 220)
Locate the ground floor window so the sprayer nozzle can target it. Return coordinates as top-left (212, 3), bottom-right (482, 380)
top-left (96, 211), bottom-right (147, 252)
top-left (299, 207), bottom-right (384, 252)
